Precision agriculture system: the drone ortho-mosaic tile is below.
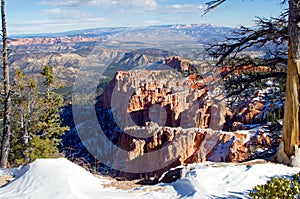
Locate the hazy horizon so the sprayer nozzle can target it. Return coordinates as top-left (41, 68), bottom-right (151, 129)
top-left (7, 0), bottom-right (286, 35)
top-left (9, 23), bottom-right (232, 37)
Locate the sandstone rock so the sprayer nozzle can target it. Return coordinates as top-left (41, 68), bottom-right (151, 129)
top-left (164, 56), bottom-right (196, 73)
top-left (93, 69), bottom-right (268, 180)
top-left (111, 126), bottom-right (254, 179)
top-left (231, 101), bottom-right (264, 124)
top-left (103, 70), bottom-right (214, 129)
top-left (231, 122), bottom-right (248, 131)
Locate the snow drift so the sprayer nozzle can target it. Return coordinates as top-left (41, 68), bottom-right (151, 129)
top-left (0, 158), bottom-right (300, 199)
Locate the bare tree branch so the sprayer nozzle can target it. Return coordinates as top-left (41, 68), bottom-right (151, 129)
top-left (203, 0), bottom-right (226, 15)
top-left (207, 12), bottom-right (288, 66)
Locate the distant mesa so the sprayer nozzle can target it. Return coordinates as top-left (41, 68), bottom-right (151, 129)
top-left (102, 48), bottom-right (178, 78)
top-left (8, 36), bottom-right (99, 45)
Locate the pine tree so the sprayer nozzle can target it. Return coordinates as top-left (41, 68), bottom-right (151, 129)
top-left (10, 69), bottom-right (36, 164)
top-left (41, 65), bottom-right (55, 88)
top-left (9, 67), bottom-right (69, 165)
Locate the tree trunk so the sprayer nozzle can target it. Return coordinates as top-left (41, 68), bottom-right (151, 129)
top-left (281, 0), bottom-right (300, 159)
top-left (0, 0), bottom-right (10, 168)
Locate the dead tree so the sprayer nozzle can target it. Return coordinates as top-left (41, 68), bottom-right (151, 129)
top-left (205, 0), bottom-right (299, 162)
top-left (0, 0), bottom-right (11, 168)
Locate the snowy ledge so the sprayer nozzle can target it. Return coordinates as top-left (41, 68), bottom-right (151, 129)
top-left (0, 158), bottom-right (299, 199)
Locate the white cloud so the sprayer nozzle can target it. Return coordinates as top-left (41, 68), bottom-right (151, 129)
top-left (129, 0), bottom-right (157, 9)
top-left (10, 17), bottom-right (106, 34)
top-left (11, 17), bottom-right (105, 27)
top-left (43, 8), bottom-right (63, 15)
top-left (17, 7), bottom-right (106, 32)
top-left (145, 20), bottom-right (160, 25)
top-left (197, 4), bottom-right (207, 10)
top-left (43, 8), bottom-right (92, 21)
top-left (166, 4), bottom-right (206, 13)
top-left (168, 4), bottom-right (184, 9)
top-left (87, 0), bottom-right (157, 9)
top-left (40, 0), bottom-right (81, 7)
top-left (38, 0), bottom-right (158, 34)
top-left (40, 0), bottom-right (157, 10)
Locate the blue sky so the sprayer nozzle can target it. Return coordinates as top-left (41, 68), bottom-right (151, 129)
top-left (6, 0), bottom-right (287, 35)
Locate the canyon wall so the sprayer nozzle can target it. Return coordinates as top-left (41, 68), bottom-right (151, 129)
top-left (83, 66), bottom-right (271, 179)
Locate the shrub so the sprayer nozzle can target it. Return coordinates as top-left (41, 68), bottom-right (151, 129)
top-left (249, 172), bottom-right (300, 198)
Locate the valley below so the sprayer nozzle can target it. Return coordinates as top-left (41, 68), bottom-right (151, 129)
top-left (0, 24), bottom-right (290, 198)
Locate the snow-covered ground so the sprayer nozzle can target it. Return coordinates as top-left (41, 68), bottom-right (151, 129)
top-left (0, 158), bottom-right (299, 199)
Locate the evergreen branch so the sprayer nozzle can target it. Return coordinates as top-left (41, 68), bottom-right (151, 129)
top-left (225, 72), bottom-right (286, 99)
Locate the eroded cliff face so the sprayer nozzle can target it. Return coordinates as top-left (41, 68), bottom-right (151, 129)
top-left (114, 126), bottom-right (252, 179)
top-left (89, 68), bottom-right (272, 180)
top-left (164, 56), bottom-right (197, 72)
top-left (102, 69), bottom-right (214, 129)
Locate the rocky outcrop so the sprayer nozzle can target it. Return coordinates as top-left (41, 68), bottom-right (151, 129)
top-left (63, 54), bottom-right (284, 181)
top-left (112, 126), bottom-right (252, 179)
top-left (228, 88), bottom-right (284, 126)
top-left (102, 49), bottom-right (176, 77)
top-left (232, 101), bottom-right (264, 124)
top-left (164, 56), bottom-right (197, 73)
top-left (87, 69), bottom-right (272, 180)
top-left (102, 70), bottom-right (213, 128)
top-left (220, 65), bottom-right (271, 75)
top-left (67, 54), bottom-right (281, 181)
